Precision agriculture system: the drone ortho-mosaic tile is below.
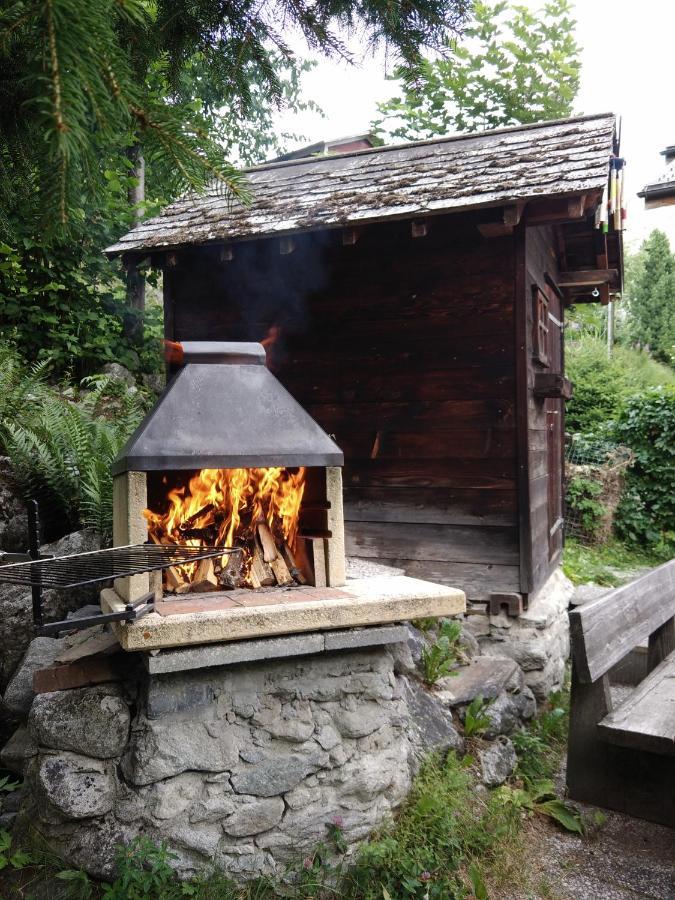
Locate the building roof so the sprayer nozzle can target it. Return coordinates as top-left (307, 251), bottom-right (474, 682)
top-left (105, 113), bottom-right (616, 257)
top-left (638, 157), bottom-right (675, 205)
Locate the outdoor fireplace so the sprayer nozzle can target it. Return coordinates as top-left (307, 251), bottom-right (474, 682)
top-left (100, 341), bottom-right (463, 651)
top-left (106, 341), bottom-right (345, 602)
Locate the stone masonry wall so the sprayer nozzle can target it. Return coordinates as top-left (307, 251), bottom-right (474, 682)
top-left (21, 647), bottom-right (461, 881)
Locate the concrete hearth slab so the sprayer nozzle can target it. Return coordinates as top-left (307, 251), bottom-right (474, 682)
top-left (144, 624), bottom-right (408, 674)
top-left (101, 575), bottom-right (465, 652)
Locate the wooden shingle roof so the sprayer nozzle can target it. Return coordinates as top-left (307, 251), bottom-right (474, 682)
top-left (106, 112), bottom-right (616, 257)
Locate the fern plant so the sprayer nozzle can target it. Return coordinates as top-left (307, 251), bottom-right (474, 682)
top-left (0, 346), bottom-right (146, 542)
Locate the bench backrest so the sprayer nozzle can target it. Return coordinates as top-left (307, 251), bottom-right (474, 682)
top-left (569, 558), bottom-right (675, 683)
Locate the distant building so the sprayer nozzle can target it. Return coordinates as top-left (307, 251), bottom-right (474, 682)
top-left (638, 146), bottom-right (675, 208)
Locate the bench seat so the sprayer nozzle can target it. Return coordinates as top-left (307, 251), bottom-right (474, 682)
top-left (598, 650), bottom-right (675, 756)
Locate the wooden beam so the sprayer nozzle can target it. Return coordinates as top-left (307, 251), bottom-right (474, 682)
top-left (503, 202), bottom-right (525, 227)
top-left (342, 227), bottom-right (361, 246)
top-left (220, 245), bottom-right (234, 262)
top-left (477, 222), bottom-right (514, 238)
top-left (567, 193), bottom-right (588, 219)
top-left (533, 373), bottom-right (573, 400)
top-left (558, 269), bottom-right (618, 287)
top-left (411, 219), bottom-right (429, 238)
top-left (279, 236), bottom-right (296, 255)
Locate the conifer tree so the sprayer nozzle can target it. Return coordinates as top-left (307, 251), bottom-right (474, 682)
top-left (627, 230), bottom-right (675, 366)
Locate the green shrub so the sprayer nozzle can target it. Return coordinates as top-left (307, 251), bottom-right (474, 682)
top-left (565, 475), bottom-right (605, 540)
top-left (565, 336), bottom-right (674, 433)
top-left (614, 386), bottom-right (675, 550)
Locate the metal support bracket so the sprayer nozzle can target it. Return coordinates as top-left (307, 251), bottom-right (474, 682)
top-left (36, 592), bottom-right (155, 637)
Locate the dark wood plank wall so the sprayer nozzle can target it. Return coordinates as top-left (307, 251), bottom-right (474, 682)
top-left (164, 213), bottom-right (521, 600)
top-left (524, 225), bottom-right (565, 596)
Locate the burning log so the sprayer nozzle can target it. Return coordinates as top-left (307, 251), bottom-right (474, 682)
top-left (256, 521), bottom-right (278, 562)
top-left (220, 548), bottom-right (245, 590)
top-left (191, 557), bottom-right (220, 593)
top-left (281, 541), bottom-right (307, 585)
top-left (269, 553), bottom-right (294, 587)
top-left (178, 503), bottom-right (215, 532)
top-left (250, 542), bottom-right (275, 587)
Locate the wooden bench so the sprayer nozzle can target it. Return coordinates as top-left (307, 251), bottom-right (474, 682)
top-left (567, 559), bottom-right (675, 826)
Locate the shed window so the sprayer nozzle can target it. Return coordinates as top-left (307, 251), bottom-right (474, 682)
top-left (532, 285), bottom-right (549, 366)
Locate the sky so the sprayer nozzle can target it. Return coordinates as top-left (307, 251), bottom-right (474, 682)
top-left (274, 0), bottom-right (675, 251)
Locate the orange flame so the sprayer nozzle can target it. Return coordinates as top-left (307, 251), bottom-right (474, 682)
top-left (261, 325), bottom-right (281, 367)
top-left (144, 467), bottom-right (305, 591)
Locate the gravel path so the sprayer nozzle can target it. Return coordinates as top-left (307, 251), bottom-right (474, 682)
top-left (518, 755), bottom-right (675, 900)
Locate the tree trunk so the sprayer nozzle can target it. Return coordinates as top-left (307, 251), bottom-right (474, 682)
top-left (123, 142), bottom-right (146, 344)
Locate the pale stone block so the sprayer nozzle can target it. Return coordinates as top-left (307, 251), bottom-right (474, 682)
top-left (325, 467), bottom-right (346, 587)
top-left (112, 471), bottom-right (149, 602)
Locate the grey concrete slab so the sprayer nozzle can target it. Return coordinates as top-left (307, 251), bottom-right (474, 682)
top-left (146, 633), bottom-right (324, 674)
top-left (324, 625), bottom-right (408, 651)
top-left (144, 625), bottom-right (409, 674)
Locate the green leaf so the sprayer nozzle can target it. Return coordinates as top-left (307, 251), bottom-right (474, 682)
top-left (536, 799), bottom-right (584, 835)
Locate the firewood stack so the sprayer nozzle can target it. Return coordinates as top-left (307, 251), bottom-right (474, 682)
top-left (164, 514), bottom-right (308, 594)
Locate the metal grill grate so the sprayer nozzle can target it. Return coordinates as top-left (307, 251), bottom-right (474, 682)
top-left (0, 544), bottom-right (238, 589)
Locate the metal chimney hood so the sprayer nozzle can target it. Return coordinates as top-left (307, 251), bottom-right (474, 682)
top-left (112, 342), bottom-right (343, 474)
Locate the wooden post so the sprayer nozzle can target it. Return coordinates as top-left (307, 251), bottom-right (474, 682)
top-left (566, 660), bottom-right (612, 806)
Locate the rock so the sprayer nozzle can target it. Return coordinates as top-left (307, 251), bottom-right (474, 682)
top-left (231, 750), bottom-right (326, 797)
top-left (33, 752), bottom-right (115, 820)
top-left (0, 528), bottom-right (104, 691)
top-left (122, 715), bottom-right (241, 785)
top-left (511, 684), bottom-right (537, 721)
top-left (141, 373), bottom-right (165, 394)
top-left (1, 726), bottom-right (38, 775)
top-left (29, 686), bottom-right (130, 758)
top-left (477, 569), bottom-right (573, 700)
top-left (223, 796), bottom-right (285, 836)
top-left (482, 692), bottom-right (521, 739)
top-left (0, 457), bottom-right (28, 552)
top-left (332, 702), bottom-right (391, 738)
top-left (435, 656), bottom-right (520, 707)
top-left (3, 636), bottom-right (68, 715)
top-left (570, 583), bottom-right (610, 607)
top-left (458, 624), bottom-right (481, 659)
top-left (101, 362), bottom-right (135, 387)
top-left (402, 677), bottom-right (463, 757)
top-left (479, 737), bottom-right (517, 787)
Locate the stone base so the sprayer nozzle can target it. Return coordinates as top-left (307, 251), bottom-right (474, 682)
top-left (464, 568), bottom-right (573, 699)
top-left (101, 575), bottom-right (465, 651)
top-left (21, 645), bottom-right (464, 881)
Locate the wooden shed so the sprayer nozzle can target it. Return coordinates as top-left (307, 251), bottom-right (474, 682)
top-left (106, 112), bottom-right (623, 613)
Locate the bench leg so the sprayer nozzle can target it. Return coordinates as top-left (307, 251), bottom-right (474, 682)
top-left (567, 661), bottom-right (675, 827)
top-left (567, 665), bottom-right (612, 805)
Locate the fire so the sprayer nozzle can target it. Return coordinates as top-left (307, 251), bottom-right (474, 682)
top-left (144, 467), bottom-right (306, 591)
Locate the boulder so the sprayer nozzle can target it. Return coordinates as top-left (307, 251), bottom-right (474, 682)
top-left (3, 636), bottom-right (68, 715)
top-left (33, 752), bottom-right (115, 821)
top-left (435, 656), bottom-right (520, 707)
top-left (1, 726), bottom-right (38, 775)
top-left (482, 692), bottom-right (521, 739)
top-left (101, 362), bottom-right (135, 387)
top-left (0, 529), bottom-right (101, 689)
top-left (29, 686), bottom-right (130, 758)
top-left (402, 677), bottom-right (463, 757)
top-left (479, 737), bottom-right (517, 787)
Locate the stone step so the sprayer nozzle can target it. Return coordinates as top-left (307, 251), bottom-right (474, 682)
top-left (433, 656), bottom-right (520, 707)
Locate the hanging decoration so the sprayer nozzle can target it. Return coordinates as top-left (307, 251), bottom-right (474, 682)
top-left (595, 156), bottom-right (627, 232)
